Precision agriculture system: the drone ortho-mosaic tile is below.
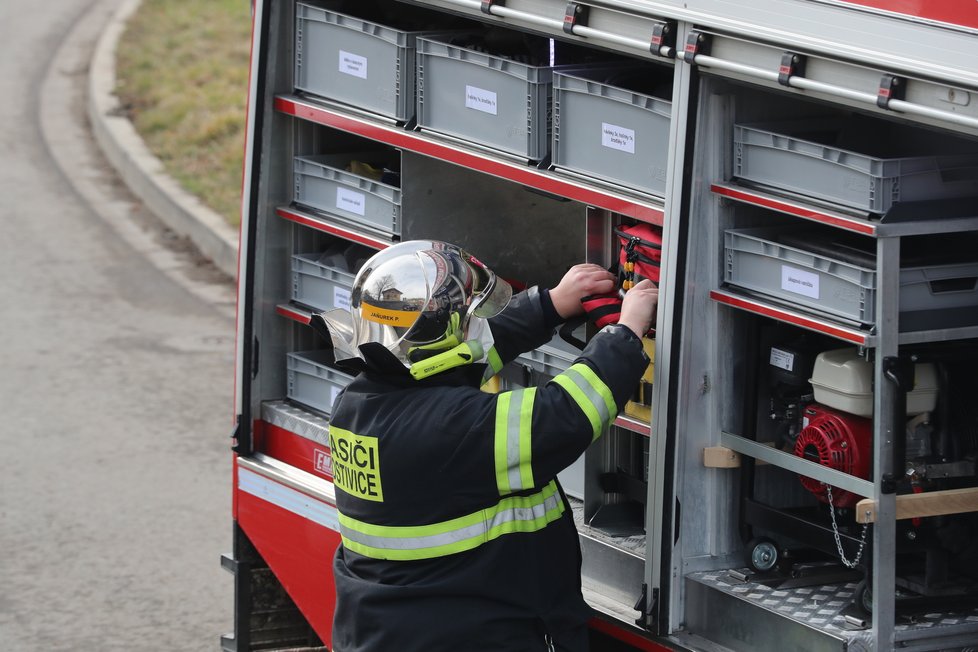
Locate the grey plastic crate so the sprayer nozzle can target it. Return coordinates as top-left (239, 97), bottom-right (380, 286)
top-left (734, 120), bottom-right (978, 213)
top-left (292, 252), bottom-right (356, 312)
top-left (294, 153), bottom-right (401, 237)
top-left (900, 263), bottom-right (978, 328)
top-left (552, 69), bottom-right (672, 196)
top-left (416, 36), bottom-right (554, 160)
top-left (724, 227), bottom-right (978, 325)
top-left (287, 350), bottom-right (354, 417)
top-left (295, 4), bottom-right (433, 121)
top-left (516, 335), bottom-right (579, 378)
top-left (725, 227), bottom-right (877, 323)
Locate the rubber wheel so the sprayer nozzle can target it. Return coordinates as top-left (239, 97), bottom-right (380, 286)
top-left (746, 537), bottom-right (780, 573)
top-left (853, 579), bottom-right (873, 615)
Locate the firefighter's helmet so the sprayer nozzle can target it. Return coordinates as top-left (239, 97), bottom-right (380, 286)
top-left (347, 240), bottom-right (512, 371)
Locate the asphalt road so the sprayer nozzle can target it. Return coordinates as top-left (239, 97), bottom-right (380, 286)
top-left (0, 0), bottom-right (236, 649)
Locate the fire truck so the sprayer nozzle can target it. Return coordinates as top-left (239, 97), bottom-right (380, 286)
top-left (223, 1), bottom-right (978, 650)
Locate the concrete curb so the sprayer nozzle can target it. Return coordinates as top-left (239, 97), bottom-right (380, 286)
top-left (88, 0), bottom-right (240, 281)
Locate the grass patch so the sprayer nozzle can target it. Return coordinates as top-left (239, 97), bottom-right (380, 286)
top-left (116, 0), bottom-right (252, 227)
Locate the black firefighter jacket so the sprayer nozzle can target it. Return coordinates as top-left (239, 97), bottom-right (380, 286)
top-left (329, 287), bottom-right (650, 652)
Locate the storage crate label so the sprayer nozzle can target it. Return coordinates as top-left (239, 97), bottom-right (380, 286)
top-left (336, 187), bottom-right (366, 216)
top-left (334, 287), bottom-right (351, 310)
top-left (781, 265), bottom-right (820, 299)
top-left (465, 85), bottom-right (498, 115)
top-left (602, 123), bottom-right (636, 154)
top-left (339, 50), bottom-right (368, 79)
top-left (769, 347), bottom-right (795, 371)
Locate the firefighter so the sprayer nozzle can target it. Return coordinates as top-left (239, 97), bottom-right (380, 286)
top-left (316, 240), bottom-right (658, 652)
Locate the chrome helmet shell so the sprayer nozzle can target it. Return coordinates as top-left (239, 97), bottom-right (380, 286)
top-left (348, 240), bottom-right (512, 367)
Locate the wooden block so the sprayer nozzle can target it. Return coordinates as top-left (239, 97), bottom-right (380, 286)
top-left (855, 487), bottom-right (978, 524)
top-left (704, 446), bottom-right (741, 468)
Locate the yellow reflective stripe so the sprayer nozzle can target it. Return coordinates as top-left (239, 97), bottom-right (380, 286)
top-left (481, 346), bottom-right (504, 385)
top-left (494, 388), bottom-right (536, 495)
top-left (494, 392), bottom-right (512, 492)
top-left (573, 362), bottom-right (617, 422)
top-left (518, 388), bottom-right (535, 490)
top-left (338, 481), bottom-right (565, 561)
top-left (552, 374), bottom-right (599, 437)
top-left (551, 363), bottom-right (617, 442)
top-left (486, 346), bottom-right (503, 373)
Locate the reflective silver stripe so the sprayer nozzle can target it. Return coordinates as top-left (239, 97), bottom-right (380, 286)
top-left (505, 389), bottom-right (530, 491)
top-left (338, 482), bottom-right (563, 559)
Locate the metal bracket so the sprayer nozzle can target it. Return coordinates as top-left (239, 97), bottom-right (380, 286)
top-left (877, 73), bottom-right (906, 109)
top-left (480, 0), bottom-right (502, 14)
top-left (683, 30), bottom-right (710, 64)
top-left (563, 2), bottom-right (589, 34)
top-left (633, 584), bottom-right (659, 627)
top-left (650, 21), bottom-right (677, 57)
top-left (220, 552), bottom-right (241, 573)
top-left (880, 355), bottom-right (914, 493)
top-left (778, 51), bottom-right (806, 86)
top-left (230, 418), bottom-right (242, 453)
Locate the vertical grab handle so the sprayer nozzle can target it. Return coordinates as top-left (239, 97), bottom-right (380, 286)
top-left (881, 356), bottom-right (913, 494)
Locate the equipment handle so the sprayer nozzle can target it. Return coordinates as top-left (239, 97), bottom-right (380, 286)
top-left (558, 315), bottom-right (588, 351)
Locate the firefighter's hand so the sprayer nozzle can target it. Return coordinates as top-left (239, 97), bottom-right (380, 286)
top-left (550, 264), bottom-right (617, 319)
top-left (619, 279), bottom-right (658, 338)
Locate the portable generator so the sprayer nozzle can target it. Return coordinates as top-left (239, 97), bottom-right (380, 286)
top-left (742, 343), bottom-right (978, 611)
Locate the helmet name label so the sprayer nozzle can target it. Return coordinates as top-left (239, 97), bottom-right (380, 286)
top-left (361, 302), bottom-right (419, 328)
top-left (329, 427), bottom-right (384, 502)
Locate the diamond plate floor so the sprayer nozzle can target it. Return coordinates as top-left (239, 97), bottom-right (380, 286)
top-left (687, 568), bottom-right (978, 650)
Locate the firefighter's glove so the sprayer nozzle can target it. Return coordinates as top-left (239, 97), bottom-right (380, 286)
top-left (580, 292), bottom-right (624, 330)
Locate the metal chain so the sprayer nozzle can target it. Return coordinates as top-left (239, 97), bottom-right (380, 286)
top-left (826, 484), bottom-right (870, 569)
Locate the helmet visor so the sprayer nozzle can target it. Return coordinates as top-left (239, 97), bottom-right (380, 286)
top-left (470, 271), bottom-right (512, 319)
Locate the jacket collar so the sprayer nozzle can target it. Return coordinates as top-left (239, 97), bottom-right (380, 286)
top-left (351, 342), bottom-right (487, 388)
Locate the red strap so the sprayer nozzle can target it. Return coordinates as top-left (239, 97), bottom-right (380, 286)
top-left (581, 293), bottom-right (623, 329)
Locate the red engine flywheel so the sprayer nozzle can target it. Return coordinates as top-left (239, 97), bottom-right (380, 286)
top-left (794, 404), bottom-right (873, 508)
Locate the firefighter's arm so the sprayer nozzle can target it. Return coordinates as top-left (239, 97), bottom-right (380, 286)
top-left (485, 287), bottom-right (553, 367)
top-left (493, 280), bottom-right (658, 491)
top-left (489, 324), bottom-right (651, 496)
top-left (487, 265), bottom-right (618, 369)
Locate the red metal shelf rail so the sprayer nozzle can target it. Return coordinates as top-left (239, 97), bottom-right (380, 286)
top-left (276, 303), bottom-right (313, 325)
top-left (711, 182), bottom-right (877, 235)
top-left (710, 288), bottom-right (871, 345)
top-left (277, 206), bottom-right (392, 250)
